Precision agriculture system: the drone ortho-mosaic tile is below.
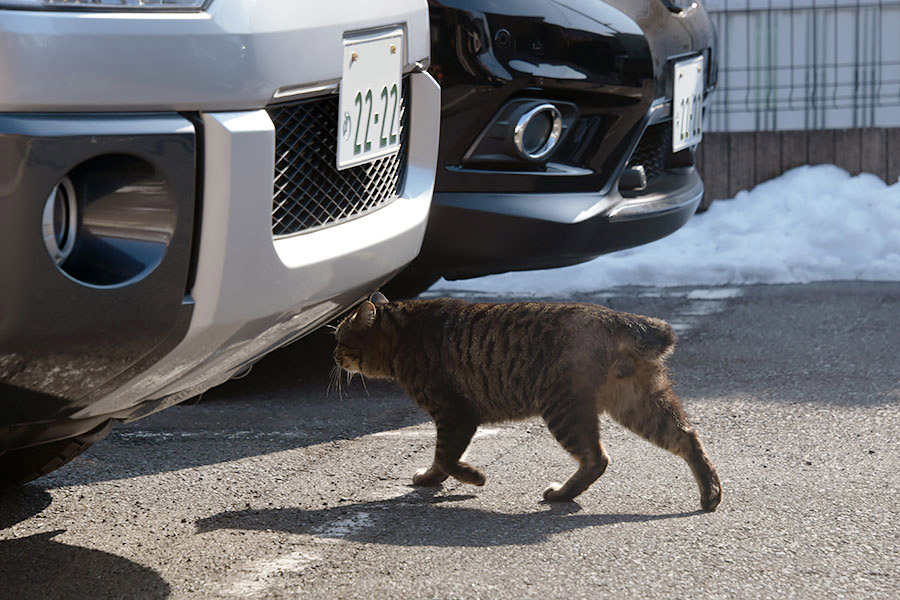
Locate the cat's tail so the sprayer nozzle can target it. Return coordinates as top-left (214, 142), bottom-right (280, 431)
top-left (618, 314), bottom-right (676, 362)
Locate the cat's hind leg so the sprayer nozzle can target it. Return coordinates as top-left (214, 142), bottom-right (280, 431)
top-left (608, 383), bottom-right (722, 511)
top-left (413, 410), bottom-right (485, 487)
top-left (541, 402), bottom-right (610, 502)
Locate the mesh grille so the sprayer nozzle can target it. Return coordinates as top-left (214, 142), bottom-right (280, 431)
top-left (268, 79), bottom-right (409, 237)
top-left (626, 121), bottom-right (672, 187)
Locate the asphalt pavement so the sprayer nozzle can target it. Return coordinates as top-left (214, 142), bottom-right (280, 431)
top-left (2, 282), bottom-right (898, 599)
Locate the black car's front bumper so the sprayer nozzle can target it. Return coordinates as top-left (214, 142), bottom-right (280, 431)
top-left (417, 166), bottom-right (703, 279)
top-left (405, 0), bottom-right (717, 280)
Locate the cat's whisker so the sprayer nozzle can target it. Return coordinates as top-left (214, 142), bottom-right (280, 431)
top-left (359, 374), bottom-right (370, 396)
top-left (326, 366), bottom-right (340, 396)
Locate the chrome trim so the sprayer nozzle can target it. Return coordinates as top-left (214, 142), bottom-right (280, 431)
top-left (272, 80), bottom-right (339, 102)
top-left (647, 99), bottom-right (672, 125)
top-left (42, 176), bottom-right (77, 265)
top-left (446, 162), bottom-right (592, 177)
top-left (513, 103), bottom-right (563, 161)
top-left (271, 54), bottom-right (428, 103)
top-left (404, 57), bottom-right (431, 73)
top-left (0, 1), bottom-right (210, 12)
top-left (607, 170), bottom-right (703, 222)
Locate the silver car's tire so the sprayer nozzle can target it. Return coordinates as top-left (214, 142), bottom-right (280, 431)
top-left (0, 422), bottom-right (111, 487)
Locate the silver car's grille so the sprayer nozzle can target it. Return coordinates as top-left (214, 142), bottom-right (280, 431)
top-left (267, 78), bottom-right (409, 238)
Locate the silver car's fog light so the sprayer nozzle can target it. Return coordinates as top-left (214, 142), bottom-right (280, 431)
top-left (513, 104), bottom-right (563, 161)
top-left (42, 177), bottom-right (78, 265)
top-left (44, 155), bottom-right (177, 288)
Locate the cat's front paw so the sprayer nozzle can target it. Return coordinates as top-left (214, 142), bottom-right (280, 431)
top-left (701, 481), bottom-right (722, 512)
top-left (412, 466), bottom-right (447, 487)
top-left (542, 482), bottom-right (567, 502)
top-left (542, 482), bottom-right (582, 502)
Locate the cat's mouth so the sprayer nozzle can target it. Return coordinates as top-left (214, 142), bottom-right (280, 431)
top-left (329, 362), bottom-right (363, 397)
top-left (334, 355), bottom-right (360, 374)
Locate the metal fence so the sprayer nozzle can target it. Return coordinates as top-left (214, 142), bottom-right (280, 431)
top-left (704, 0), bottom-right (900, 132)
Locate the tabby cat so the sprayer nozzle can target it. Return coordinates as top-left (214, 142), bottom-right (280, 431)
top-left (333, 292), bottom-right (722, 511)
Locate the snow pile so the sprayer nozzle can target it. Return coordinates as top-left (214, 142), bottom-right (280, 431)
top-left (431, 165), bottom-right (900, 295)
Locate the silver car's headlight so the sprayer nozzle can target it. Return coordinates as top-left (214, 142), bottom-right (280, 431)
top-left (0, 0), bottom-right (209, 10)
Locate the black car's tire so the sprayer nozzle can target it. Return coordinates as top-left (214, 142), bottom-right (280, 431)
top-left (381, 274), bottom-right (440, 299)
top-left (695, 191), bottom-right (714, 213)
top-left (0, 421), bottom-right (112, 487)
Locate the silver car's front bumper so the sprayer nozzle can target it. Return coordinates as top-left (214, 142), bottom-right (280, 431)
top-left (82, 71), bottom-right (440, 418)
top-left (0, 1), bottom-right (438, 427)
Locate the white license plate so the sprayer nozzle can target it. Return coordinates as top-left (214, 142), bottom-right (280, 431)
top-left (672, 55), bottom-right (704, 153)
top-left (336, 29), bottom-right (404, 170)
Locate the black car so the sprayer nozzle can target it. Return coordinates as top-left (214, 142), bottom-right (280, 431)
top-left (391, 0), bottom-right (717, 293)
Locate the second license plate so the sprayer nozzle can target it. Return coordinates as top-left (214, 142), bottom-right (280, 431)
top-left (672, 55), bottom-right (704, 153)
top-left (337, 29), bottom-right (404, 170)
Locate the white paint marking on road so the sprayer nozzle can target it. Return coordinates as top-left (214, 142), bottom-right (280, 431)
top-left (313, 511), bottom-right (373, 540)
top-left (475, 427), bottom-right (503, 439)
top-left (371, 426), bottom-right (502, 439)
top-left (116, 431), bottom-right (202, 439)
top-left (225, 510), bottom-right (379, 595)
top-left (226, 550), bottom-right (321, 596)
top-left (667, 287), bottom-right (744, 334)
top-left (115, 430), bottom-right (309, 441)
top-left (670, 321), bottom-right (694, 334)
top-left (637, 287), bottom-right (743, 300)
top-left (686, 287), bottom-right (743, 300)
top-left (679, 300), bottom-right (729, 316)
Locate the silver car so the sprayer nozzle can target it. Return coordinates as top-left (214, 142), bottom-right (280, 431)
top-left (0, 0), bottom-right (439, 484)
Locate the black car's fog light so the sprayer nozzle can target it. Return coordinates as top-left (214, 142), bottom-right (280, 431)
top-left (461, 99), bottom-right (577, 170)
top-left (44, 154), bottom-right (177, 288)
top-left (514, 103), bottom-right (563, 161)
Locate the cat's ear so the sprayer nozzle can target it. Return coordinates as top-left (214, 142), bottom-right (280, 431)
top-left (354, 300), bottom-right (377, 328)
top-left (370, 291), bottom-right (389, 306)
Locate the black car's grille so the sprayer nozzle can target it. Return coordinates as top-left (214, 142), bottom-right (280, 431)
top-left (554, 115), bottom-right (612, 167)
top-left (626, 121), bottom-right (672, 187)
top-left (267, 79), bottom-right (409, 238)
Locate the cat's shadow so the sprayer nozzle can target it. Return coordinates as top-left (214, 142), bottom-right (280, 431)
top-left (196, 488), bottom-right (704, 548)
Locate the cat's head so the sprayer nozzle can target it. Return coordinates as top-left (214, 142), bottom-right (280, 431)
top-left (333, 291), bottom-right (390, 377)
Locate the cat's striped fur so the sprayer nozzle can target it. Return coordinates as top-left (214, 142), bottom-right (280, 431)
top-left (333, 292), bottom-right (722, 510)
